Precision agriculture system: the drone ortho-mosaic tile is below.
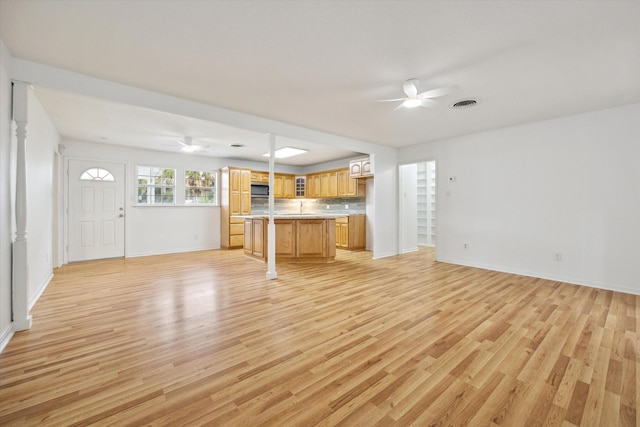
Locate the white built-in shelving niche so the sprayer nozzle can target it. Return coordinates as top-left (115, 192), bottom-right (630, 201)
top-left (417, 161), bottom-right (436, 246)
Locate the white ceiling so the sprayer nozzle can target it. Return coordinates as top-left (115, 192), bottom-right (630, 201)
top-left (31, 86), bottom-right (362, 166)
top-left (1, 1), bottom-right (640, 164)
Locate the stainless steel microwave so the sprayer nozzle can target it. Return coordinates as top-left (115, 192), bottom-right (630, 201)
top-left (251, 183), bottom-right (269, 197)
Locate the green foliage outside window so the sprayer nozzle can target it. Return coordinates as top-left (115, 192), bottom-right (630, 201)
top-left (137, 166), bottom-right (175, 204)
top-left (185, 170), bottom-right (216, 205)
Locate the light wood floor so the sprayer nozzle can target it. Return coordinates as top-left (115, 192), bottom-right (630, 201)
top-left (0, 247), bottom-right (637, 426)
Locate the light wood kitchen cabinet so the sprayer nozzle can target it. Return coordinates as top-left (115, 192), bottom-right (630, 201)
top-left (251, 171), bottom-right (296, 198)
top-left (221, 167), bottom-right (251, 249)
top-left (306, 173), bottom-right (321, 198)
top-left (275, 219), bottom-right (296, 258)
top-left (349, 157), bottom-right (373, 178)
top-left (307, 171), bottom-right (339, 198)
top-left (297, 220), bottom-right (328, 257)
top-left (251, 165), bottom-right (366, 200)
top-left (320, 171), bottom-right (338, 198)
top-left (337, 168), bottom-right (366, 197)
top-left (283, 175), bottom-right (295, 198)
top-left (251, 171), bottom-right (269, 182)
top-left (274, 174), bottom-right (283, 197)
top-left (244, 217), bottom-right (336, 263)
top-left (273, 173), bottom-right (296, 198)
top-left (243, 218), bottom-right (266, 257)
top-left (336, 218), bottom-right (349, 248)
top-left (335, 215), bottom-right (366, 250)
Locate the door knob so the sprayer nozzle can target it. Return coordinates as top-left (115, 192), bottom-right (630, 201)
top-left (118, 214), bottom-right (124, 218)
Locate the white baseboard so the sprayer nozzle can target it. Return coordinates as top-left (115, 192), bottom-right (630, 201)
top-left (372, 250), bottom-right (399, 260)
top-left (399, 247), bottom-right (419, 254)
top-left (0, 324), bottom-right (14, 354)
top-left (436, 257), bottom-right (640, 296)
top-left (29, 272), bottom-right (53, 310)
top-left (126, 245), bottom-right (219, 258)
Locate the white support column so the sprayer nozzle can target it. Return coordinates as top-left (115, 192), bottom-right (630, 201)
top-left (12, 81), bottom-right (32, 330)
top-left (266, 133), bottom-right (277, 280)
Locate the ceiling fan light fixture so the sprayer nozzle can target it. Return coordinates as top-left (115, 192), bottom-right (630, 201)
top-left (402, 98), bottom-right (422, 109)
top-left (262, 146), bottom-right (308, 159)
top-left (181, 145), bottom-right (198, 152)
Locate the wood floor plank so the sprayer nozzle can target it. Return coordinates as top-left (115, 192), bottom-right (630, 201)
top-left (0, 247), bottom-right (637, 426)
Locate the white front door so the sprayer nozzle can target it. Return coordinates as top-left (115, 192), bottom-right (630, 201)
top-left (68, 160), bottom-right (125, 262)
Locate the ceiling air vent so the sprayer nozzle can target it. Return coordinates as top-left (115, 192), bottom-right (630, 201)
top-left (451, 99), bottom-right (477, 109)
top-left (229, 144), bottom-right (245, 148)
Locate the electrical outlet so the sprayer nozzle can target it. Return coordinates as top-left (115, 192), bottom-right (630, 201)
top-left (345, 204), bottom-right (349, 210)
top-left (554, 253), bottom-right (562, 261)
top-left (464, 243), bottom-right (469, 250)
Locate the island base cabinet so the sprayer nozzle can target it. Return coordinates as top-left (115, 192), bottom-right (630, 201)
top-left (275, 220), bottom-right (296, 258)
top-left (243, 218), bottom-right (336, 263)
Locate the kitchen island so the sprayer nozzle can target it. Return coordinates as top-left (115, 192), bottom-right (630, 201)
top-left (237, 214), bottom-right (342, 263)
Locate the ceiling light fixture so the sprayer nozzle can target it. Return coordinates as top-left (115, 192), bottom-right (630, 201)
top-left (181, 145), bottom-right (198, 153)
top-left (402, 98), bottom-right (423, 109)
top-left (262, 147), bottom-right (308, 159)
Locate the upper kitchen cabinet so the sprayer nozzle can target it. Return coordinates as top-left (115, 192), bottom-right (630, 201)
top-left (320, 171), bottom-right (338, 198)
top-left (274, 174), bottom-right (295, 198)
top-left (337, 168), bottom-right (365, 197)
top-left (306, 173), bottom-right (322, 198)
top-left (251, 171), bottom-right (269, 183)
top-left (349, 157), bottom-right (373, 178)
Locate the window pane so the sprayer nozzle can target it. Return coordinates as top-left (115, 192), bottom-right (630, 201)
top-left (81, 167), bottom-right (114, 181)
top-left (184, 170), bottom-right (217, 205)
top-left (137, 166), bottom-right (176, 205)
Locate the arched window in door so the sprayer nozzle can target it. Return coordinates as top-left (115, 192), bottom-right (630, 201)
top-left (80, 167), bottom-right (115, 181)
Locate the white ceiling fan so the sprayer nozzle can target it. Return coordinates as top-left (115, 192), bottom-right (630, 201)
top-left (167, 136), bottom-right (209, 153)
top-left (379, 78), bottom-right (456, 110)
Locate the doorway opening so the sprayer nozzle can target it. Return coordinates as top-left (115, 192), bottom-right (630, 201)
top-left (399, 160), bottom-right (437, 254)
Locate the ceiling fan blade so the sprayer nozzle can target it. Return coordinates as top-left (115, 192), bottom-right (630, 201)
top-left (176, 140), bottom-right (188, 147)
top-left (393, 103), bottom-right (406, 111)
top-left (418, 85), bottom-right (457, 99)
top-left (419, 99), bottom-right (440, 108)
top-left (376, 97), bottom-right (409, 103)
top-left (403, 79), bottom-right (419, 98)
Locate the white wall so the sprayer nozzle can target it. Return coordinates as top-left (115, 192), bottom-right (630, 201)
top-left (62, 140), bottom-right (233, 258)
top-left (24, 88), bottom-right (60, 307)
top-left (0, 39), bottom-right (13, 349)
top-left (398, 103), bottom-right (640, 295)
top-left (371, 150), bottom-right (399, 259)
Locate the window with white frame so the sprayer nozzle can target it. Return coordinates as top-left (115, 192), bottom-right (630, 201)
top-left (185, 170), bottom-right (216, 205)
top-left (137, 166), bottom-right (175, 204)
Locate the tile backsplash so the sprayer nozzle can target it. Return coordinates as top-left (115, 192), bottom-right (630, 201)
top-left (251, 197), bottom-right (366, 215)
